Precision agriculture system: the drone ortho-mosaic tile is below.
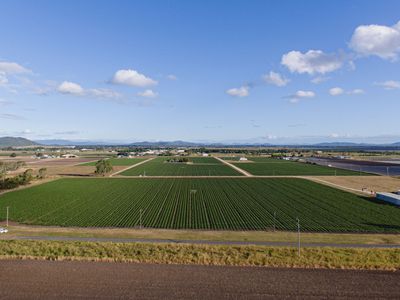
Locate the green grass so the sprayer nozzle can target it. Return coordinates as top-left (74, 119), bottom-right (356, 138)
top-left (231, 157), bottom-right (371, 176)
top-left (1, 178), bottom-right (399, 232)
top-left (120, 157), bottom-right (241, 176)
top-left (0, 240), bottom-right (399, 270)
top-left (80, 157), bottom-right (147, 166)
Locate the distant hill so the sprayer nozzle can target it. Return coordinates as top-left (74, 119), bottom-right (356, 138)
top-left (129, 140), bottom-right (200, 147)
top-left (312, 142), bottom-right (370, 147)
top-left (391, 142), bottom-right (400, 146)
top-left (0, 136), bottom-right (39, 148)
top-left (36, 139), bottom-right (118, 146)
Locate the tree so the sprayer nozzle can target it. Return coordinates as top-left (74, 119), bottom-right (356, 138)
top-left (21, 169), bottom-right (34, 184)
top-left (95, 159), bottom-right (113, 176)
top-left (38, 168), bottom-right (47, 179)
top-left (10, 153), bottom-right (17, 158)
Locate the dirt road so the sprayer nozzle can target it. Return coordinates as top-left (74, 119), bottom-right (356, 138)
top-left (214, 156), bottom-right (253, 176)
top-left (0, 260), bottom-right (398, 299)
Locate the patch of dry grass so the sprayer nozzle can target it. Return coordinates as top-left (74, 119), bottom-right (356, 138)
top-left (0, 240), bottom-right (398, 270)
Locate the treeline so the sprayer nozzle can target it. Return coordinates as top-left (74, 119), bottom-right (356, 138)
top-left (0, 161), bottom-right (47, 191)
top-left (0, 161), bottom-right (26, 174)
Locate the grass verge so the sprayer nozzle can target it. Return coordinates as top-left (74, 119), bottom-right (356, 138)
top-left (0, 240), bottom-right (399, 270)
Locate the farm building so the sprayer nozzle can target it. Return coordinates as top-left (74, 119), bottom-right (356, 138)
top-left (239, 157), bottom-right (247, 161)
top-left (61, 154), bottom-right (78, 158)
top-left (376, 192), bottom-right (400, 206)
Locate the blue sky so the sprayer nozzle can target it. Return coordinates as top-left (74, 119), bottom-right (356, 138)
top-left (1, 0), bottom-right (400, 144)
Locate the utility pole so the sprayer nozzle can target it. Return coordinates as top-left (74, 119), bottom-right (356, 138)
top-left (296, 218), bottom-right (300, 257)
top-left (6, 206), bottom-right (9, 228)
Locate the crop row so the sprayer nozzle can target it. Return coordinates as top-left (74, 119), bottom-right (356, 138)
top-left (231, 158), bottom-right (369, 176)
top-left (120, 157), bottom-right (240, 176)
top-left (0, 178), bottom-right (399, 233)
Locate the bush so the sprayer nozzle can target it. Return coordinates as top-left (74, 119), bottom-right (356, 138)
top-left (38, 168), bottom-right (47, 179)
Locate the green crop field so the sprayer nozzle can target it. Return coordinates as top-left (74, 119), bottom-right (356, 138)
top-left (0, 178), bottom-right (398, 232)
top-left (120, 157), bottom-right (241, 176)
top-left (229, 157), bottom-right (370, 176)
top-left (80, 157), bottom-right (147, 166)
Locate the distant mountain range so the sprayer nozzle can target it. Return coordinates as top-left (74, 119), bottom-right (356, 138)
top-left (1, 136), bottom-right (400, 148)
top-left (0, 137), bottom-right (39, 148)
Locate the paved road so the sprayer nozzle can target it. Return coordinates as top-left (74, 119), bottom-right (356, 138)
top-left (0, 260), bottom-right (398, 299)
top-left (7, 235), bottom-right (400, 248)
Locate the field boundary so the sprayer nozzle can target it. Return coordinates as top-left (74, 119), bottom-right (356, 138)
top-left (110, 157), bottom-right (155, 177)
top-left (214, 156), bottom-right (252, 176)
top-left (6, 235), bottom-right (400, 248)
top-left (305, 177), bottom-right (374, 195)
top-left (1, 240), bottom-right (399, 270)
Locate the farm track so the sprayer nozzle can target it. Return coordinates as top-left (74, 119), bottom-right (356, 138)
top-left (214, 156), bottom-right (253, 176)
top-left (110, 157), bottom-right (155, 176)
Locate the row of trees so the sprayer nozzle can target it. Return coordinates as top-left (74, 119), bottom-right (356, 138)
top-left (0, 167), bottom-right (47, 191)
top-left (0, 161), bottom-right (26, 178)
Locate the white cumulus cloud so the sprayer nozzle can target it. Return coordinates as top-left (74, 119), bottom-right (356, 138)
top-left (137, 89), bottom-right (158, 98)
top-left (329, 87), bottom-right (344, 96)
top-left (281, 50), bottom-right (344, 75)
top-left (288, 90), bottom-right (315, 103)
top-left (263, 71), bottom-right (289, 87)
top-left (58, 81), bottom-right (85, 95)
top-left (329, 87), bottom-right (365, 96)
top-left (350, 21), bottom-right (400, 60)
top-left (58, 81), bottom-right (122, 100)
top-left (348, 89), bottom-right (365, 95)
top-left (376, 80), bottom-right (400, 90)
top-left (111, 69), bottom-right (157, 87)
top-left (226, 86), bottom-right (249, 97)
top-left (0, 61), bottom-right (31, 74)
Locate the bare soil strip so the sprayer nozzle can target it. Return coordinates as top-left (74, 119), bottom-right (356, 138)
top-left (110, 157), bottom-right (155, 177)
top-left (0, 260), bottom-right (399, 299)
